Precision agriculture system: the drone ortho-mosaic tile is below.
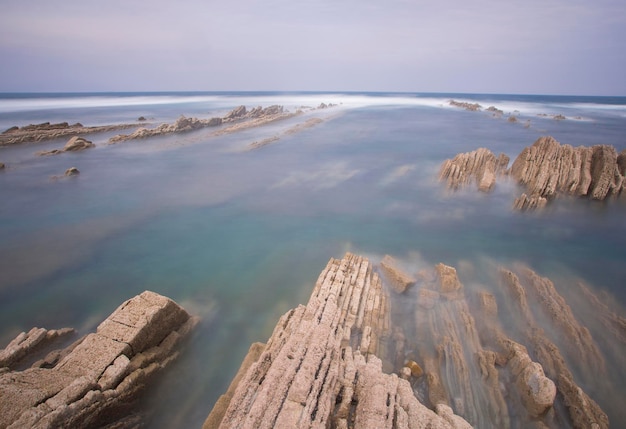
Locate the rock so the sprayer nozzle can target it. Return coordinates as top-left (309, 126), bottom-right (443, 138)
top-left (64, 167), bottom-right (80, 176)
top-left (439, 148), bottom-right (508, 192)
top-left (63, 136), bottom-right (94, 152)
top-left (0, 162), bottom-right (4, 170)
top-left (1, 122), bottom-right (141, 146)
top-left (513, 193), bottom-right (548, 211)
top-left (405, 360), bottom-right (424, 378)
top-left (109, 105), bottom-right (290, 143)
top-left (224, 105), bottom-right (247, 120)
top-left (417, 288), bottom-right (440, 309)
top-left (206, 253), bottom-right (470, 429)
top-left (137, 116), bottom-right (146, 121)
top-left (318, 102), bottom-right (328, 109)
top-left (498, 269), bottom-right (609, 428)
top-left (510, 137), bottom-right (624, 208)
top-left (435, 263), bottom-right (462, 294)
top-left (0, 327), bottom-right (75, 369)
top-left (508, 116), bottom-right (518, 123)
top-left (500, 340), bottom-right (556, 417)
top-left (379, 255), bottom-right (415, 293)
top-left (449, 100), bottom-right (482, 111)
top-left (0, 291), bottom-right (198, 429)
top-left (554, 114), bottom-right (566, 120)
top-left (38, 136), bottom-right (94, 156)
top-left (486, 106), bottom-right (503, 116)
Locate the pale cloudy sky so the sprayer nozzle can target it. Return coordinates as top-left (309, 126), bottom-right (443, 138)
top-left (1, 0), bottom-right (624, 94)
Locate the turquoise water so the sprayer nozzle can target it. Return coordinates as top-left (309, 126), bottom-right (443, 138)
top-left (0, 92), bottom-right (625, 427)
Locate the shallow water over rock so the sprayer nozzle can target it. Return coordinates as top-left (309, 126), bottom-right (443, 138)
top-left (0, 92), bottom-right (624, 427)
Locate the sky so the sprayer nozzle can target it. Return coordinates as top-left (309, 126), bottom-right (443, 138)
top-left (1, 0), bottom-right (625, 95)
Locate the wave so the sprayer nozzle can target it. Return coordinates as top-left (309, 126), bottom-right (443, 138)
top-left (0, 92), bottom-right (624, 119)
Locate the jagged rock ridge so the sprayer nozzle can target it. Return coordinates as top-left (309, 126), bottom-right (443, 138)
top-left (0, 291), bottom-right (198, 429)
top-left (510, 136), bottom-right (625, 209)
top-left (206, 253), bottom-right (618, 429)
top-left (439, 136), bottom-right (626, 210)
top-left (205, 253), bottom-right (471, 429)
top-left (439, 148), bottom-right (510, 192)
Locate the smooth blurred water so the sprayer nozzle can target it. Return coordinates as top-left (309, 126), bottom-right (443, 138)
top-left (0, 92), bottom-right (625, 427)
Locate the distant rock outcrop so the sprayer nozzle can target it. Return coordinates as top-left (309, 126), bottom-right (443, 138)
top-left (510, 136), bottom-right (624, 209)
top-left (109, 105), bottom-right (293, 143)
top-left (0, 122), bottom-right (142, 146)
top-left (449, 100), bottom-right (482, 111)
top-left (439, 148), bottom-right (510, 192)
top-left (0, 291), bottom-right (198, 428)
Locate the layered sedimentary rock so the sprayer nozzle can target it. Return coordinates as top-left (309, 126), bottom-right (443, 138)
top-left (209, 253), bottom-right (616, 429)
top-left (205, 253), bottom-right (471, 429)
top-left (510, 136), bottom-right (624, 209)
top-left (0, 122), bottom-right (142, 146)
top-left (439, 148), bottom-right (510, 192)
top-left (0, 291), bottom-right (197, 429)
top-left (440, 137), bottom-right (625, 210)
top-left (379, 255), bottom-right (415, 293)
top-left (498, 269), bottom-right (609, 428)
top-left (109, 105), bottom-right (295, 143)
top-left (109, 115), bottom-right (223, 143)
top-left (38, 136), bottom-right (95, 156)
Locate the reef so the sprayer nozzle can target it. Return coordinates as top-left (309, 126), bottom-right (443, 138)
top-left (204, 253), bottom-right (617, 429)
top-left (0, 291), bottom-right (198, 429)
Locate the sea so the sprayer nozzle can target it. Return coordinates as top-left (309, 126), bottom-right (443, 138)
top-left (0, 92), bottom-right (625, 428)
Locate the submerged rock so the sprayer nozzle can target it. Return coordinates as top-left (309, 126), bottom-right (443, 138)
top-left (64, 167), bottom-right (80, 176)
top-left (379, 254), bottom-right (416, 293)
top-left (0, 291), bottom-right (198, 428)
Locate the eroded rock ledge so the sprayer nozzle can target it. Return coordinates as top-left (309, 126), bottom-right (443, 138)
top-left (439, 136), bottom-right (626, 210)
top-left (205, 253), bottom-right (471, 429)
top-left (206, 253), bottom-right (616, 429)
top-left (0, 291), bottom-right (198, 429)
top-left (439, 148), bottom-right (510, 192)
top-left (510, 136), bottom-right (625, 209)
